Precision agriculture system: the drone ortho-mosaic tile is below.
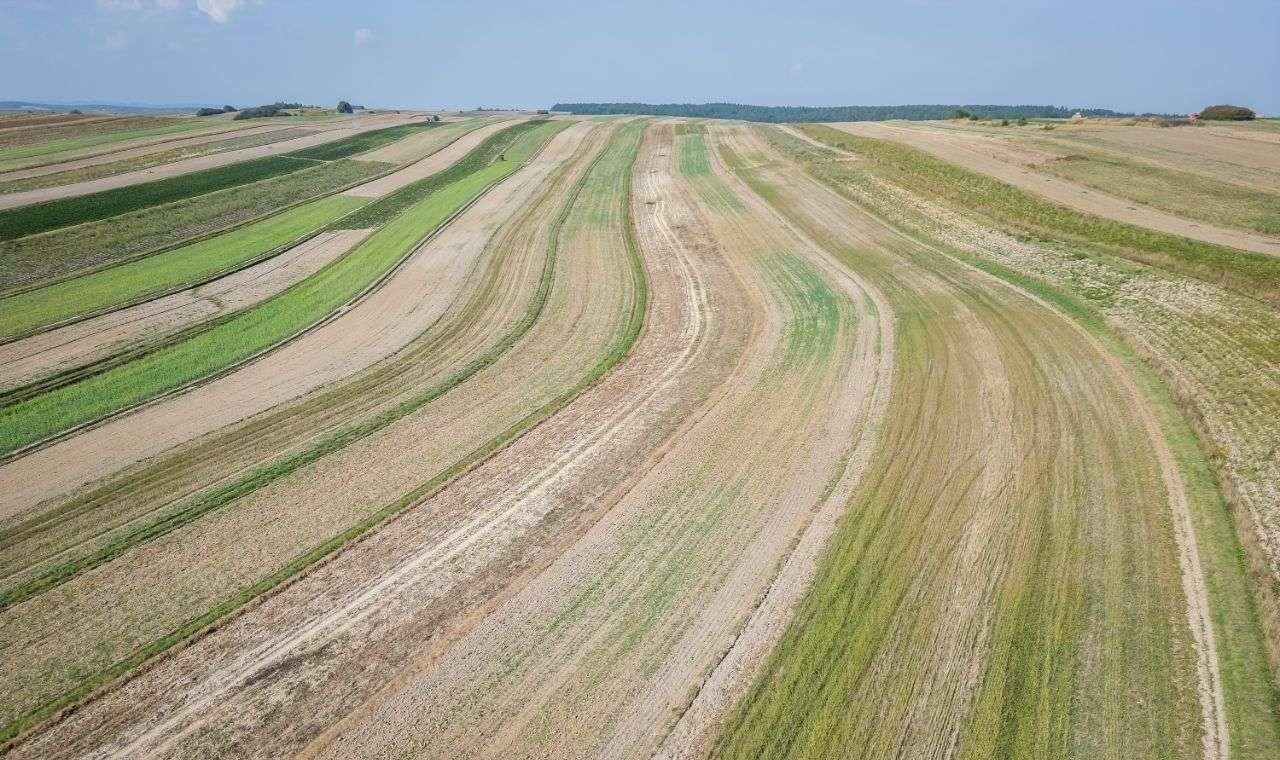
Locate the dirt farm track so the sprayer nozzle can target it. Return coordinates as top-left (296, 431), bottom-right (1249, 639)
top-left (1, 109), bottom-right (1278, 759)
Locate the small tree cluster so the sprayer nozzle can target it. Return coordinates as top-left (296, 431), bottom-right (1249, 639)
top-left (336, 100), bottom-right (353, 114)
top-left (1200, 104), bottom-right (1256, 121)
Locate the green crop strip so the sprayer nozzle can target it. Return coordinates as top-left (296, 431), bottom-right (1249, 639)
top-left (0, 119), bottom-right (241, 169)
top-left (0, 120), bottom-right (565, 458)
top-left (0, 118), bottom-right (648, 749)
top-left (675, 126), bottom-right (744, 214)
top-left (0, 122), bottom-right (436, 241)
top-left (0, 158), bottom-right (385, 295)
top-left (0, 121), bottom-right (627, 612)
top-left (332, 119), bottom-right (549, 229)
top-left (708, 127), bottom-right (1280, 759)
top-left (796, 124), bottom-right (1280, 305)
top-left (0, 155), bottom-right (321, 241)
top-left (0, 195), bottom-right (368, 342)
top-left (285, 121), bottom-right (439, 161)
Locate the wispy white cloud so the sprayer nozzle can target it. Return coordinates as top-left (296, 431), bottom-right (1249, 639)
top-left (353, 27), bottom-right (374, 46)
top-left (196, 0), bottom-right (251, 24)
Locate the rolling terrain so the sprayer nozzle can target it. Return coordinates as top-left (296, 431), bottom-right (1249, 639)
top-left (0, 109), bottom-right (1276, 760)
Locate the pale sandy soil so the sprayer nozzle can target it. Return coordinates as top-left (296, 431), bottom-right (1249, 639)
top-left (0, 114), bottom-right (417, 210)
top-left (354, 118), bottom-right (490, 164)
top-left (0, 120), bottom-right (505, 397)
top-left (830, 121), bottom-right (1280, 257)
top-left (692, 124), bottom-right (1216, 758)
top-left (0, 123), bottom-right (304, 182)
top-left (0, 228), bottom-right (373, 392)
top-left (0, 122), bottom-right (613, 735)
top-left (2, 118), bottom-right (739, 760)
top-left (0, 122), bottom-right (593, 521)
top-left (342, 119), bottom-right (516, 197)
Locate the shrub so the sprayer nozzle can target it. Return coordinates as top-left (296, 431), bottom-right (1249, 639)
top-left (1016, 117), bottom-right (1027, 126)
top-left (1200, 104), bottom-right (1256, 121)
top-left (950, 108), bottom-right (972, 120)
top-left (195, 107), bottom-right (224, 117)
top-left (336, 100), bottom-right (353, 114)
top-left (431, 115), bottom-right (441, 122)
top-left (1000, 119), bottom-right (1010, 126)
top-left (222, 105), bottom-right (236, 113)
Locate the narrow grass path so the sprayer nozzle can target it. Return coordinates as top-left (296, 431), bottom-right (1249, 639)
top-left (0, 120), bottom-right (560, 458)
top-left (702, 123), bottom-right (1274, 759)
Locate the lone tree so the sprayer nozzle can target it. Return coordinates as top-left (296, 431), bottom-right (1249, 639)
top-left (432, 114), bottom-right (441, 122)
top-left (1200, 104), bottom-right (1255, 121)
top-left (336, 100), bottom-right (354, 114)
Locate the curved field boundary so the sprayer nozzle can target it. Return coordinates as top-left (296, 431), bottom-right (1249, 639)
top-left (0, 229), bottom-right (374, 406)
top-left (807, 125), bottom-right (1280, 306)
top-left (762, 124), bottom-right (1280, 754)
top-left (0, 118), bottom-right (490, 315)
top-left (0, 122), bottom-right (305, 183)
top-left (0, 128), bottom-right (605, 615)
top-left (0, 114), bottom-right (346, 174)
top-left (0, 120), bottom-right (649, 752)
top-left (0, 122), bottom-right (613, 614)
top-left (705, 124), bottom-right (1230, 759)
top-left (0, 122), bottom-right (563, 462)
top-left (0, 120), bottom-right (431, 237)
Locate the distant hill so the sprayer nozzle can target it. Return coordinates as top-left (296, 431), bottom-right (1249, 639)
top-left (551, 102), bottom-right (1138, 122)
top-left (0, 100), bottom-right (212, 114)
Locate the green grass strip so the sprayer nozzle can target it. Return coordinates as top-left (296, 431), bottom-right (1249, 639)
top-left (0, 122), bottom-right (438, 241)
top-left (797, 124), bottom-right (1280, 305)
top-left (0, 120), bottom-right (565, 457)
top-left (0, 195), bottom-right (368, 342)
top-left (333, 120), bottom-right (549, 229)
top-left (285, 122), bottom-right (439, 161)
top-left (0, 117), bottom-right (648, 749)
top-left (0, 155), bottom-right (319, 241)
top-left (0, 121), bottom-right (626, 612)
top-left (0, 120), bottom-right (244, 168)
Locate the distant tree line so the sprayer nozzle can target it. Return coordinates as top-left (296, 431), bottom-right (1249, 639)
top-left (196, 105), bottom-right (237, 117)
top-left (550, 102), bottom-right (1139, 122)
top-left (232, 102), bottom-right (307, 120)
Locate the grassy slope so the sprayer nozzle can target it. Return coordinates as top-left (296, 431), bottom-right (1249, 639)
top-left (0, 158), bottom-right (385, 294)
top-left (0, 123), bottom-right (434, 241)
top-left (1029, 144), bottom-right (1280, 235)
top-left (0, 195), bottom-right (368, 341)
top-left (0, 119), bottom-right (648, 747)
top-left (0, 120), bottom-right (565, 457)
top-left (0, 127), bottom-right (317, 195)
top-left (798, 124), bottom-right (1280, 305)
top-left (711, 126), bottom-right (1280, 758)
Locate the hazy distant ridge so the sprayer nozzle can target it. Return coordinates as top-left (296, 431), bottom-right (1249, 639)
top-left (551, 102), bottom-right (1140, 122)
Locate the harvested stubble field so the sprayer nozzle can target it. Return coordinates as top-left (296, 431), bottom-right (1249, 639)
top-left (0, 110), bottom-right (1277, 760)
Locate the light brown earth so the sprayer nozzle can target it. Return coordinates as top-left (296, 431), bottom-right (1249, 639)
top-left (0, 228), bottom-right (373, 392)
top-left (275, 122), bottom-right (882, 760)
top-left (0, 119), bottom-right (504, 396)
top-left (830, 121), bottom-right (1280, 257)
top-left (0, 121), bottom-right (594, 522)
top-left (342, 118), bottom-right (516, 197)
top-left (0, 113), bottom-right (418, 210)
top-left (0, 123), bottom-right (304, 182)
top-left (3, 118), bottom-right (695, 760)
top-left (690, 124), bottom-right (1219, 759)
top-left (354, 117), bottom-right (489, 164)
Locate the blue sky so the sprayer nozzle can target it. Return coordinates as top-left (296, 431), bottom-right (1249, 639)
top-left (1, 0), bottom-right (1275, 114)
